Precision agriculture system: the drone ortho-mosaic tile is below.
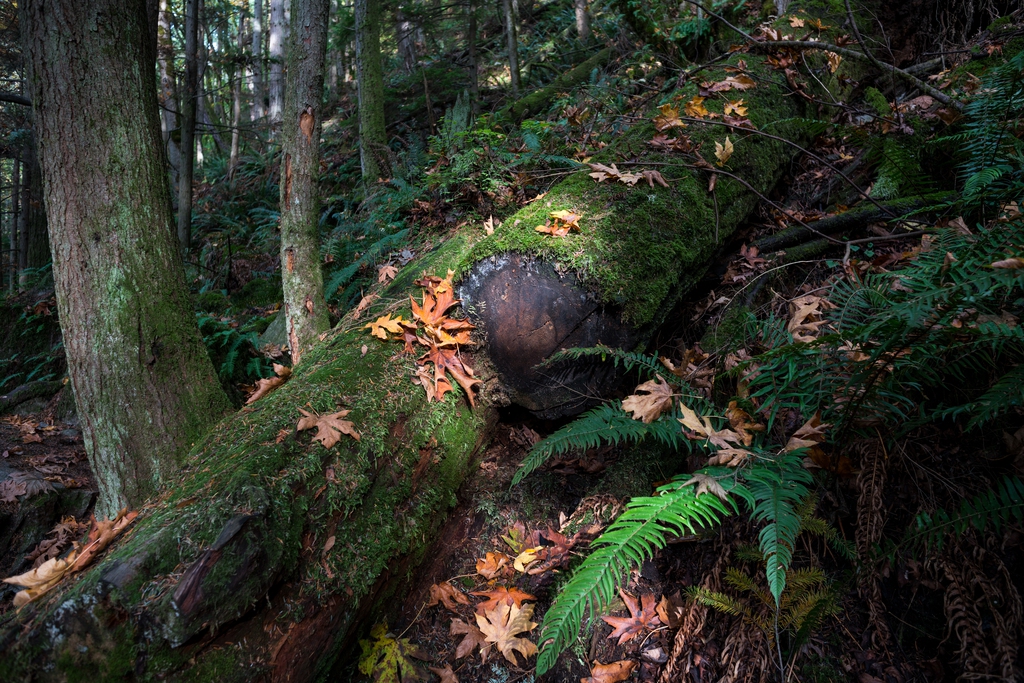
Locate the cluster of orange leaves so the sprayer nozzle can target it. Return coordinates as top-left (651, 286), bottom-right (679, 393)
top-left (364, 270), bottom-right (481, 407)
top-left (2, 508), bottom-right (138, 608)
top-left (535, 209), bottom-right (582, 237)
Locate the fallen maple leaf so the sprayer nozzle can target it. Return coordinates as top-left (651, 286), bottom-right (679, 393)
top-left (641, 169), bottom-right (669, 188)
top-left (723, 99), bottom-right (747, 117)
top-left (588, 162), bottom-right (625, 183)
top-left (622, 377), bottom-right (675, 423)
top-left (656, 592), bottom-right (686, 629)
top-left (787, 294), bottom-right (833, 342)
top-left (377, 263), bottom-right (398, 283)
top-left (653, 103), bottom-right (686, 131)
top-left (678, 404), bottom-right (743, 448)
top-left (476, 602), bottom-right (538, 666)
top-left (246, 363), bottom-right (292, 404)
top-left (427, 581), bottom-right (472, 611)
top-left (512, 547), bottom-right (541, 573)
top-left (471, 586), bottom-right (536, 614)
top-left (789, 15), bottom-right (805, 27)
top-left (429, 664), bottom-right (460, 683)
top-left (685, 95), bottom-right (710, 118)
top-left (419, 341), bottom-right (482, 407)
top-left (785, 411), bottom-right (830, 453)
top-left (475, 552), bottom-right (511, 579)
top-left (683, 473), bottom-right (729, 501)
top-left (601, 589), bottom-right (661, 644)
top-left (296, 408), bottom-right (360, 448)
top-left (0, 470), bottom-right (54, 503)
top-left (726, 400), bottom-right (764, 446)
top-left (582, 660), bottom-right (637, 683)
top-left (707, 447), bottom-right (753, 467)
top-left (550, 210), bottom-right (581, 227)
top-left (483, 215), bottom-right (497, 235)
top-left (3, 508), bottom-right (137, 608)
top-left (715, 136), bottom-right (734, 167)
top-left (364, 314), bottom-right (408, 340)
top-left (451, 618), bottom-right (490, 662)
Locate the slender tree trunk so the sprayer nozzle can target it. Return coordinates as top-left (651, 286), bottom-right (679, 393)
top-left (575, 0), bottom-right (590, 41)
top-left (268, 0), bottom-right (287, 125)
top-left (22, 0), bottom-right (230, 516)
top-left (467, 0), bottom-right (478, 113)
top-left (24, 146), bottom-right (49, 270)
top-left (279, 0), bottom-right (331, 364)
top-left (16, 148), bottom-right (30, 287)
top-left (395, 9), bottom-right (417, 73)
top-left (157, 0), bottom-right (181, 199)
top-left (251, 0), bottom-right (266, 121)
top-left (502, 0), bottom-right (520, 97)
top-left (9, 158), bottom-right (19, 292)
top-left (354, 0), bottom-right (388, 184)
top-left (177, 0), bottom-right (200, 252)
top-left (229, 16), bottom-right (245, 180)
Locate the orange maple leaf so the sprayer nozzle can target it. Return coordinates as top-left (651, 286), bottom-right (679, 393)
top-left (600, 589), bottom-right (661, 644)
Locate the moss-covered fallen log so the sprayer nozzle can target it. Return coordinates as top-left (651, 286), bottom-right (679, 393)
top-left (500, 48), bottom-right (613, 122)
top-left (0, 48), bottom-right (808, 683)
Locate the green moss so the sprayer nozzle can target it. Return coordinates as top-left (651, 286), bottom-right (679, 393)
top-left (864, 87), bottom-right (891, 117)
top-left (230, 275), bottom-right (283, 309)
top-left (195, 290), bottom-right (230, 314)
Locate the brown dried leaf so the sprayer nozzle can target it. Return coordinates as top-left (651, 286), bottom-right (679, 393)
top-left (246, 363), bottom-right (292, 404)
top-left (471, 586), bottom-right (536, 614)
top-left (377, 263), bottom-right (398, 283)
top-left (653, 103), bottom-right (686, 131)
top-left (427, 581), bottom-right (472, 611)
top-left (364, 314), bottom-right (408, 340)
top-left (683, 473), bottom-right (729, 501)
top-left (429, 664), bottom-right (460, 683)
top-left (476, 602), bottom-right (538, 666)
top-left (622, 377), bottom-right (674, 424)
top-left (296, 408), bottom-right (360, 448)
top-left (601, 590), bottom-right (660, 644)
top-left (684, 96), bottom-right (709, 118)
top-left (475, 552), bottom-right (511, 579)
top-left (451, 618), bottom-right (490, 662)
top-left (678, 404), bottom-right (743, 448)
top-left (582, 660), bottom-right (637, 683)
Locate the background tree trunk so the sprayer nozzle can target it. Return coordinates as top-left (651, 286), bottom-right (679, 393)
top-left (466, 0), bottom-right (478, 113)
top-left (354, 0), bottom-right (388, 184)
top-left (575, 0), bottom-right (590, 41)
top-left (279, 0), bottom-right (331, 364)
top-left (502, 0), bottom-right (520, 97)
top-left (268, 0), bottom-right (287, 125)
top-left (157, 0), bottom-right (182, 200)
top-left (176, 0), bottom-right (200, 252)
top-left (21, 0), bottom-right (230, 516)
top-left (251, 0), bottom-right (266, 121)
top-left (229, 14), bottom-right (244, 180)
top-left (8, 157), bottom-right (19, 292)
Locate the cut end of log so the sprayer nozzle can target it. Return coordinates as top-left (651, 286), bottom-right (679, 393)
top-left (459, 253), bottom-right (638, 418)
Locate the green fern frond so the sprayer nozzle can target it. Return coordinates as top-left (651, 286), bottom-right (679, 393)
top-left (901, 476), bottom-right (1024, 554)
top-left (537, 344), bottom-right (676, 381)
top-left (745, 454), bottom-right (813, 604)
top-left (535, 472), bottom-right (742, 674)
top-left (512, 401), bottom-right (690, 485)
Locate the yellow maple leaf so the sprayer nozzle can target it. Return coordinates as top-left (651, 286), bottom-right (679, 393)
top-left (684, 95), bottom-right (709, 119)
top-left (364, 314), bottom-right (408, 340)
top-left (715, 136), bottom-right (734, 167)
top-left (653, 103), bottom-right (686, 131)
top-left (723, 99), bottom-right (747, 117)
top-left (789, 16), bottom-right (805, 27)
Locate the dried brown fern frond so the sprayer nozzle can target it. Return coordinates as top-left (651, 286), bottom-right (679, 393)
top-left (935, 538), bottom-right (1022, 681)
top-left (659, 536), bottom-right (731, 683)
top-left (854, 439), bottom-right (891, 649)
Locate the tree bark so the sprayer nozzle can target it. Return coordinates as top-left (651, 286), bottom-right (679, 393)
top-left (177, 0), bottom-right (200, 252)
top-left (575, 0), bottom-right (590, 41)
top-left (502, 0), bottom-right (521, 97)
top-left (466, 0), bottom-right (478, 113)
top-left (268, 0), bottom-right (287, 125)
top-left (251, 0), bottom-right (267, 121)
top-left (279, 0), bottom-right (331, 364)
top-left (0, 43), bottom-right (808, 680)
top-left (354, 0), bottom-right (389, 184)
top-left (229, 13), bottom-right (245, 180)
top-left (395, 8), bottom-right (417, 73)
top-left (21, 0), bottom-right (230, 517)
top-left (157, 0), bottom-right (182, 199)
top-left (9, 157), bottom-right (19, 292)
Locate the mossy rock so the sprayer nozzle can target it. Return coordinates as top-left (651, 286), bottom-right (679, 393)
top-left (230, 275), bottom-right (283, 310)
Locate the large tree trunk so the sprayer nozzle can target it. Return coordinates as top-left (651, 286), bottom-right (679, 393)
top-left (20, 0), bottom-right (230, 517)
top-left (268, 0), bottom-right (287, 125)
top-left (0, 41), bottom-right (805, 679)
top-left (575, 0), bottom-right (590, 41)
top-left (279, 0), bottom-right (331, 364)
top-left (176, 0), bottom-right (200, 252)
top-left (354, 0), bottom-right (389, 184)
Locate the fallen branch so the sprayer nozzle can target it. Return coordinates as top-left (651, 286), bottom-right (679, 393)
top-left (752, 193), bottom-right (954, 252)
top-left (0, 380), bottom-right (64, 415)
